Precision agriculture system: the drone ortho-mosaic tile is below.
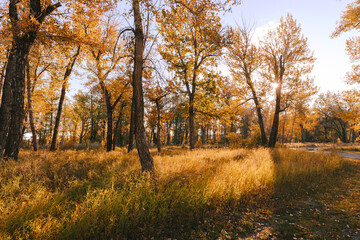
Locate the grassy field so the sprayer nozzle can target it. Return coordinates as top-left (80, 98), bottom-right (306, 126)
top-left (0, 147), bottom-right (359, 239)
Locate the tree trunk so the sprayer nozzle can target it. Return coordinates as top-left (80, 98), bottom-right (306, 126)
top-left (268, 83), bottom-right (282, 148)
top-left (247, 76), bottom-right (267, 146)
top-left (156, 100), bottom-right (161, 152)
top-left (132, 0), bottom-right (154, 173)
top-left (119, 116), bottom-right (123, 146)
top-left (26, 62), bottom-right (37, 151)
top-left (50, 82), bottom-right (66, 151)
top-left (50, 46), bottom-right (80, 151)
top-left (300, 124), bottom-right (305, 143)
top-left (0, 47), bottom-right (16, 158)
top-left (0, 50), bottom-right (8, 102)
top-left (184, 120), bottom-right (188, 145)
top-left (112, 106), bottom-right (124, 150)
top-left (3, 44), bottom-right (31, 159)
top-left (201, 125), bottom-right (206, 144)
top-left (167, 122), bottom-right (171, 145)
top-left (281, 110), bottom-right (287, 144)
top-left (213, 120), bottom-right (217, 142)
top-left (342, 122), bottom-right (348, 143)
top-left (290, 110), bottom-right (297, 143)
top-left (79, 120), bottom-right (85, 144)
top-left (128, 93), bottom-right (136, 152)
top-left (174, 116), bottom-right (179, 145)
top-left (189, 94), bottom-right (195, 150)
top-left (106, 108), bottom-right (113, 152)
top-left (151, 128), bottom-right (156, 145)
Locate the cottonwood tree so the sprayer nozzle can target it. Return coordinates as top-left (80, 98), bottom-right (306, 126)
top-left (73, 91), bottom-right (91, 144)
top-left (145, 76), bottom-right (173, 152)
top-left (25, 43), bottom-right (54, 151)
top-left (50, 45), bottom-right (81, 151)
top-left (131, 0), bottom-right (155, 172)
top-left (157, 0), bottom-right (235, 150)
top-left (84, 16), bottom-right (131, 152)
top-left (227, 25), bottom-right (269, 146)
top-left (261, 14), bottom-right (315, 148)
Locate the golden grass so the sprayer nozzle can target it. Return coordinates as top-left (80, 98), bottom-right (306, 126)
top-left (205, 148), bottom-right (275, 201)
top-left (0, 147), bottom-right (345, 239)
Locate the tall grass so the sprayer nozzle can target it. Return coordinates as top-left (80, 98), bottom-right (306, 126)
top-left (0, 148), bottom-right (344, 239)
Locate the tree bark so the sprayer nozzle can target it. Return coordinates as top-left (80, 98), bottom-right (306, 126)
top-left (166, 121), bottom-right (171, 145)
top-left (156, 100), bottom-right (161, 152)
top-left (50, 46), bottom-right (80, 151)
top-left (112, 114), bottom-right (121, 151)
top-left (79, 120), bottom-right (85, 144)
top-left (290, 110), bottom-right (297, 142)
top-left (201, 125), bottom-right (206, 144)
top-left (128, 93), bottom-right (136, 152)
top-left (281, 110), bottom-right (287, 144)
top-left (106, 107), bottom-right (113, 152)
top-left (132, 0), bottom-right (154, 173)
top-left (0, 49), bottom-right (8, 102)
top-left (26, 62), bottom-right (37, 151)
top-left (189, 94), bottom-right (195, 150)
top-left (213, 120), bottom-right (217, 142)
top-left (50, 82), bottom-right (66, 151)
top-left (268, 56), bottom-right (285, 148)
top-left (4, 43), bottom-right (32, 159)
top-left (246, 75), bottom-right (268, 146)
top-left (268, 82), bottom-right (282, 148)
top-left (0, 47), bottom-right (15, 158)
top-left (342, 122), bottom-right (348, 143)
top-left (300, 123), bottom-right (305, 143)
top-left (112, 104), bottom-right (124, 150)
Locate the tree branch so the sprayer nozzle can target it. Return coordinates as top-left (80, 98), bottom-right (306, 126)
top-left (36, 2), bottom-right (61, 23)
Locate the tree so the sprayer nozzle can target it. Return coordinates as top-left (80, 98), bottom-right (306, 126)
top-left (146, 79), bottom-right (172, 152)
top-left (0, 0), bottom-right (61, 159)
top-left (132, 0), bottom-right (154, 173)
top-left (157, 0), bottom-right (231, 150)
top-left (227, 25), bottom-right (269, 146)
top-left (50, 45), bottom-right (81, 151)
top-left (261, 14), bottom-right (315, 148)
top-left (84, 15), bottom-right (131, 152)
top-left (73, 91), bottom-right (91, 143)
top-left (24, 43), bottom-right (53, 151)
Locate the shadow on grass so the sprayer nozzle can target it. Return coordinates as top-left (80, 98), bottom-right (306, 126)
top-left (269, 149), bottom-right (359, 239)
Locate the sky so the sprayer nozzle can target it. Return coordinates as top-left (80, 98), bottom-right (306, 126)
top-left (223, 0), bottom-right (357, 93)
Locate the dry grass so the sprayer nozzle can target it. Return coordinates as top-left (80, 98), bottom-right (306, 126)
top-left (0, 147), bottom-right (348, 239)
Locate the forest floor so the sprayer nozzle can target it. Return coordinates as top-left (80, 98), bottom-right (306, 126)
top-left (0, 147), bottom-right (359, 239)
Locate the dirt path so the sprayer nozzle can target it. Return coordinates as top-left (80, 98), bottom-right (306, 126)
top-left (338, 152), bottom-right (360, 160)
top-left (290, 147), bottom-right (360, 161)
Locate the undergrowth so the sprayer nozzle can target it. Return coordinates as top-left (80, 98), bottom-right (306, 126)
top-left (0, 148), bottom-right (348, 239)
